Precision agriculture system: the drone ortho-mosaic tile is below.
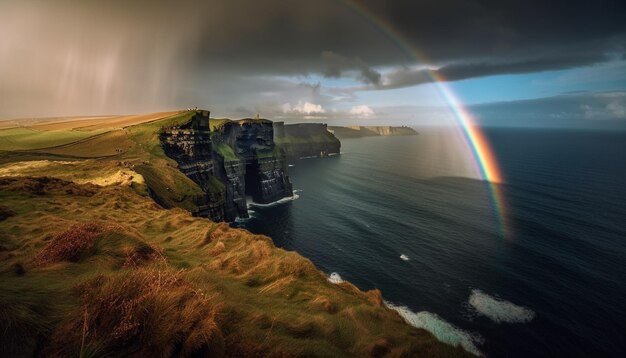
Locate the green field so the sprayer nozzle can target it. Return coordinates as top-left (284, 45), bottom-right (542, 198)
top-left (213, 142), bottom-right (238, 161)
top-left (0, 127), bottom-right (108, 151)
top-left (209, 118), bottom-right (232, 131)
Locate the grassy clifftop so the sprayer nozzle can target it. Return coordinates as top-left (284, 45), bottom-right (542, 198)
top-left (0, 110), bottom-right (214, 213)
top-left (0, 111), bottom-right (473, 357)
top-left (328, 126), bottom-right (418, 139)
top-left (0, 177), bottom-right (471, 357)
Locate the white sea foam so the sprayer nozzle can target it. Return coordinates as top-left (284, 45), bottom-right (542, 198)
top-left (469, 289), bottom-right (535, 324)
top-left (400, 254), bottom-right (410, 261)
top-left (327, 272), bottom-right (344, 284)
top-left (385, 301), bottom-right (482, 356)
top-left (234, 215), bottom-right (253, 223)
top-left (248, 194), bottom-right (300, 208)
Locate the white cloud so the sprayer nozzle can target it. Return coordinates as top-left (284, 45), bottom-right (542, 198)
top-left (282, 101), bottom-right (326, 115)
top-left (281, 103), bottom-right (292, 113)
top-left (606, 101), bottom-right (626, 119)
top-left (349, 105), bottom-right (374, 117)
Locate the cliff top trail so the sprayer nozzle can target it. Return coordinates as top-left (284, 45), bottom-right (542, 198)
top-left (0, 110), bottom-right (474, 357)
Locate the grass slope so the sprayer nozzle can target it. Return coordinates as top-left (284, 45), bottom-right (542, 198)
top-left (0, 127), bottom-right (109, 151)
top-left (0, 110), bottom-right (217, 214)
top-left (0, 177), bottom-right (471, 357)
top-left (0, 111), bottom-right (474, 357)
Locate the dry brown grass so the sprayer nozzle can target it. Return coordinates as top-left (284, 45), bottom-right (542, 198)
top-left (45, 269), bottom-right (225, 358)
top-left (0, 204), bottom-right (15, 221)
top-left (0, 115), bottom-right (117, 130)
top-left (0, 177), bottom-right (474, 358)
top-left (33, 222), bottom-right (106, 266)
top-left (0, 176), bottom-right (98, 197)
top-left (122, 242), bottom-right (166, 268)
top-left (29, 111), bottom-right (181, 131)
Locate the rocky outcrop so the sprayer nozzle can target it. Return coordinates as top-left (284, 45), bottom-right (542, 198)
top-left (160, 111), bottom-right (293, 222)
top-left (214, 118), bottom-right (293, 215)
top-left (328, 125), bottom-right (418, 139)
top-left (211, 154), bottom-right (246, 221)
top-left (273, 122), bottom-right (341, 162)
top-left (159, 110), bottom-right (225, 220)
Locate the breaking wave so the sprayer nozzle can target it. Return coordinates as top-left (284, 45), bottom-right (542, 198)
top-left (248, 194), bottom-right (300, 208)
top-left (326, 272), bottom-right (480, 355)
top-left (385, 301), bottom-right (482, 356)
top-left (469, 289), bottom-right (535, 324)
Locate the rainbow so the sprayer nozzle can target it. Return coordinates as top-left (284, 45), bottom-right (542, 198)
top-left (341, 0), bottom-right (510, 237)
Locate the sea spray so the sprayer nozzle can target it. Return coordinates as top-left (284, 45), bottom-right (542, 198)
top-left (248, 193), bottom-right (300, 208)
top-left (385, 301), bottom-right (482, 356)
top-left (327, 272), bottom-right (481, 355)
top-left (469, 289), bottom-right (535, 323)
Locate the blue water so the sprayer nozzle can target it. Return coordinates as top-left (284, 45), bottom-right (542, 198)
top-left (234, 128), bottom-right (626, 357)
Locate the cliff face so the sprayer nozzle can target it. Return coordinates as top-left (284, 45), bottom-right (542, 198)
top-left (328, 125), bottom-right (418, 139)
top-left (274, 122), bottom-right (341, 162)
top-left (159, 111), bottom-right (225, 220)
top-left (161, 111), bottom-right (292, 222)
top-left (216, 119), bottom-right (293, 209)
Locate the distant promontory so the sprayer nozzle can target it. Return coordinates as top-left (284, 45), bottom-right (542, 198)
top-left (328, 125), bottom-right (418, 139)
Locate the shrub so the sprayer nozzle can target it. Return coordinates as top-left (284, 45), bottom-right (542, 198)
top-left (45, 269), bottom-right (224, 357)
top-left (33, 222), bottom-right (105, 266)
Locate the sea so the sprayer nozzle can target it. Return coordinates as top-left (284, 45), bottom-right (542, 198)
top-left (233, 127), bottom-right (626, 357)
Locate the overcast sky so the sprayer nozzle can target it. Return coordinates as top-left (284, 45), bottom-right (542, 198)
top-left (0, 0), bottom-right (625, 126)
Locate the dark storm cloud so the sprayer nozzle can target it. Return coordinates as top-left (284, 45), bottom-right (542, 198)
top-left (379, 51), bottom-right (611, 89)
top-left (1, 0), bottom-right (625, 117)
top-left (188, 0), bottom-right (626, 77)
top-left (321, 51), bottom-right (381, 85)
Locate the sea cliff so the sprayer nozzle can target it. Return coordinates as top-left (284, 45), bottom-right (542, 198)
top-left (274, 122), bottom-right (341, 162)
top-left (329, 125), bottom-right (418, 139)
top-left (160, 111), bottom-right (292, 222)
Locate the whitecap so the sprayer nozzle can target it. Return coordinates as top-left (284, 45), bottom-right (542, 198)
top-left (234, 215), bottom-right (253, 223)
top-left (248, 194), bottom-right (300, 207)
top-left (385, 301), bottom-right (482, 356)
top-left (400, 254), bottom-right (410, 261)
top-left (327, 272), bottom-right (344, 284)
top-left (468, 289), bottom-right (535, 324)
